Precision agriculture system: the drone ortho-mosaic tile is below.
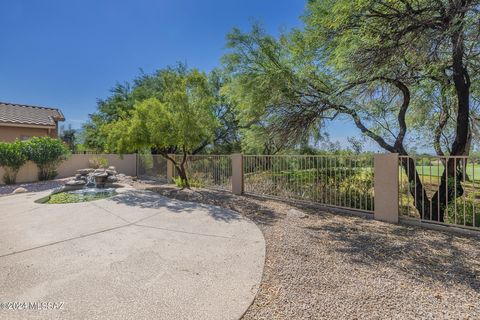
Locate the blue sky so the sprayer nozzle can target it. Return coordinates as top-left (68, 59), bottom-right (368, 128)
top-left (0, 0), bottom-right (370, 149)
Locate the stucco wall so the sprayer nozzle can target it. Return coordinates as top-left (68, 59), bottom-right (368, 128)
top-left (0, 126), bottom-right (58, 142)
top-left (0, 154), bottom-right (137, 185)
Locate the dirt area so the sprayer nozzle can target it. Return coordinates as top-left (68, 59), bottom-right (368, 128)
top-left (135, 182), bottom-right (480, 320)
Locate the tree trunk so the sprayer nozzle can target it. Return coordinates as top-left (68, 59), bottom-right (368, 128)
top-left (175, 164), bottom-right (190, 189)
top-left (429, 158), bottom-right (464, 222)
top-left (400, 157), bottom-right (431, 219)
top-left (425, 19), bottom-right (470, 222)
top-left (161, 150), bottom-right (190, 189)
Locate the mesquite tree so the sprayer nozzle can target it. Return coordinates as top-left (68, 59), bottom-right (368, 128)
top-left (223, 0), bottom-right (480, 221)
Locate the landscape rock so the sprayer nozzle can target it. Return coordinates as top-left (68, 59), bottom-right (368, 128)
top-left (93, 172), bottom-right (108, 178)
top-left (75, 174), bottom-right (82, 180)
top-left (65, 180), bottom-right (87, 187)
top-left (106, 169), bottom-right (117, 176)
top-left (287, 208), bottom-right (308, 219)
top-left (108, 166), bottom-right (116, 171)
top-left (107, 175), bottom-right (118, 183)
top-left (12, 187), bottom-right (27, 194)
top-left (77, 168), bottom-right (95, 175)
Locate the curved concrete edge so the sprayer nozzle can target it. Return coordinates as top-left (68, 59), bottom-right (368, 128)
top-left (140, 190), bottom-right (267, 320)
top-left (237, 242), bottom-right (266, 320)
top-left (102, 188), bottom-right (267, 320)
top-left (0, 188), bottom-right (266, 320)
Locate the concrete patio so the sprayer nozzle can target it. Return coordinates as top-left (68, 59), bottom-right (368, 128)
top-left (0, 189), bottom-right (265, 320)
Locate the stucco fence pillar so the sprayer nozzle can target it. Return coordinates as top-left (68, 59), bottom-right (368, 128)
top-left (374, 153), bottom-right (399, 223)
top-left (231, 153), bottom-right (244, 195)
top-left (166, 154), bottom-right (175, 183)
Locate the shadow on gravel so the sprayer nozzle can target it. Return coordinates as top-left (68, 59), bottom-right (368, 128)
top-left (109, 190), bottom-right (242, 223)
top-left (305, 220), bottom-right (480, 292)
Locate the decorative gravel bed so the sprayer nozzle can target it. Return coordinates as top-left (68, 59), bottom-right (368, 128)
top-left (136, 182), bottom-right (480, 320)
top-left (0, 179), bottom-right (68, 196)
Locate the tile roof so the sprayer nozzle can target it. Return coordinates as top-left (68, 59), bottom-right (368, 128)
top-left (0, 102), bottom-right (65, 127)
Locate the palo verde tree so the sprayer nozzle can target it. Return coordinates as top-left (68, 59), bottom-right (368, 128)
top-left (84, 65), bottom-right (240, 154)
top-left (103, 68), bottom-right (217, 188)
top-left (223, 0), bottom-right (480, 222)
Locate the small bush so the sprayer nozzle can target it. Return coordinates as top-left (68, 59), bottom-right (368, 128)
top-left (26, 137), bottom-right (70, 181)
top-left (0, 140), bottom-right (28, 184)
top-left (445, 194), bottom-right (480, 228)
top-left (89, 156), bottom-right (109, 169)
top-left (173, 176), bottom-right (203, 188)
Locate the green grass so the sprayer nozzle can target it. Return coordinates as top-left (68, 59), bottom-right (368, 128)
top-left (411, 165), bottom-right (480, 181)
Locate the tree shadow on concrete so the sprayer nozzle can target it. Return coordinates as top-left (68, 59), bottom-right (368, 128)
top-left (109, 189), bottom-right (242, 223)
top-left (304, 219), bottom-right (480, 292)
top-left (145, 186), bottom-right (280, 226)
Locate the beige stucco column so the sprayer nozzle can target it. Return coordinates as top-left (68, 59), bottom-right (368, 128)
top-left (231, 154), bottom-right (244, 195)
top-left (374, 153), bottom-right (399, 223)
top-left (166, 154), bottom-right (175, 183)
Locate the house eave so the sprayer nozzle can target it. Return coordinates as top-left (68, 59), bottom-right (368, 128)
top-left (0, 122), bottom-right (57, 129)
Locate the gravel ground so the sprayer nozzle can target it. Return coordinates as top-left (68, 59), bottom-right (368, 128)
top-left (135, 182), bottom-right (480, 320)
top-left (0, 179), bottom-right (68, 196)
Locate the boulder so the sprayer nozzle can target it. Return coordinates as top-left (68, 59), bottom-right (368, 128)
top-left (77, 168), bottom-right (95, 175)
top-left (107, 175), bottom-right (118, 183)
top-left (75, 174), bottom-right (83, 180)
top-left (12, 187), bottom-right (28, 194)
top-left (287, 208), bottom-right (307, 219)
top-left (108, 166), bottom-right (116, 171)
top-left (65, 180), bottom-right (86, 187)
top-left (93, 172), bottom-right (108, 178)
top-left (106, 169), bottom-right (117, 176)
top-left (94, 169), bottom-right (106, 174)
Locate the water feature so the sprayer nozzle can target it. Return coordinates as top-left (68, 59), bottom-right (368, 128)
top-left (37, 187), bottom-right (117, 204)
top-left (36, 166), bottom-right (123, 204)
top-left (85, 174), bottom-right (97, 187)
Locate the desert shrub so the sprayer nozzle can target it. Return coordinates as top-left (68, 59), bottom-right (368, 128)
top-left (173, 176), bottom-right (204, 188)
top-left (89, 156), bottom-right (109, 169)
top-left (0, 140), bottom-right (28, 184)
top-left (445, 194), bottom-right (480, 228)
top-left (26, 137), bottom-right (70, 181)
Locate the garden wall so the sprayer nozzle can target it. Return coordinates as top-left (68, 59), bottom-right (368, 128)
top-left (0, 154), bottom-right (137, 185)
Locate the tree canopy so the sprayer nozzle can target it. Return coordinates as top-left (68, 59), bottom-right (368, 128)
top-left (83, 0), bottom-right (480, 214)
top-left (222, 0), bottom-right (480, 221)
top-left (103, 68), bottom-right (218, 187)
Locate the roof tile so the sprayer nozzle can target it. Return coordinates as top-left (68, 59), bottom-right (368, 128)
top-left (0, 102), bottom-right (65, 127)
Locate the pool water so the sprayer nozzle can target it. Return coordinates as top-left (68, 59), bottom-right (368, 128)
top-left (42, 188), bottom-right (117, 204)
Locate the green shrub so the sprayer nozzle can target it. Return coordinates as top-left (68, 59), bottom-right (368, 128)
top-left (26, 137), bottom-right (70, 181)
top-left (445, 194), bottom-right (480, 228)
top-left (0, 140), bottom-right (28, 184)
top-left (173, 176), bottom-right (204, 188)
top-left (89, 156), bottom-right (109, 169)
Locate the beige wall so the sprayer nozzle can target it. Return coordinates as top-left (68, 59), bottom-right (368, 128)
top-left (0, 154), bottom-right (137, 185)
top-left (0, 125), bottom-right (58, 142)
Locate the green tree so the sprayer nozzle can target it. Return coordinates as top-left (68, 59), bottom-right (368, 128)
top-left (104, 69), bottom-right (217, 188)
top-left (84, 65), bottom-right (240, 154)
top-left (223, 0), bottom-right (480, 222)
top-left (60, 124), bottom-right (77, 152)
top-left (0, 140), bottom-right (28, 184)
